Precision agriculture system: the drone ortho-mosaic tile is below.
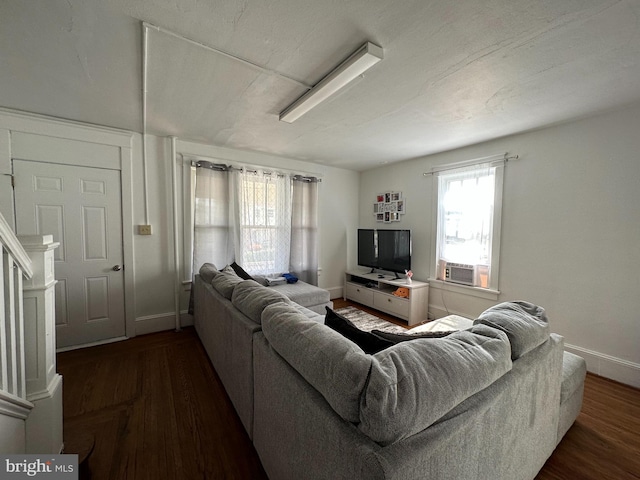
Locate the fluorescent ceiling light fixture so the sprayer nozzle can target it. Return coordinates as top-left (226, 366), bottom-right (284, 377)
top-left (279, 42), bottom-right (383, 123)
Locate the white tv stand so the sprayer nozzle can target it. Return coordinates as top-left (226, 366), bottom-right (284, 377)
top-left (344, 270), bottom-right (429, 326)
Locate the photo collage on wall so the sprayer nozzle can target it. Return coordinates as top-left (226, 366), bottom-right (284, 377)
top-left (374, 192), bottom-right (405, 223)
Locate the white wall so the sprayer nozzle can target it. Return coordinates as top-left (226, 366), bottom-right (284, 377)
top-left (359, 103), bottom-right (640, 388)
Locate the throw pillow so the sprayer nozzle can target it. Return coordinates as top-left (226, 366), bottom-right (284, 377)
top-left (324, 307), bottom-right (394, 354)
top-left (371, 329), bottom-right (455, 344)
top-left (283, 272), bottom-right (298, 283)
top-left (474, 301), bottom-right (550, 360)
top-left (230, 261), bottom-right (254, 281)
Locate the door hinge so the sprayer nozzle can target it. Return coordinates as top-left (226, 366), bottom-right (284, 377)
top-left (11, 175), bottom-right (15, 188)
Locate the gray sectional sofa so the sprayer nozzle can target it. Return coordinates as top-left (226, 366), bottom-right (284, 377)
top-left (193, 263), bottom-right (586, 480)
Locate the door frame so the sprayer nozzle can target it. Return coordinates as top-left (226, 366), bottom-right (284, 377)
top-left (0, 108), bottom-right (136, 342)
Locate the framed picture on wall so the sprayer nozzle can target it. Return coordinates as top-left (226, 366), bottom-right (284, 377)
top-left (375, 191), bottom-right (406, 221)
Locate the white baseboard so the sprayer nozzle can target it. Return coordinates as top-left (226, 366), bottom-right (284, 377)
top-left (565, 343), bottom-right (640, 389)
top-left (135, 311), bottom-right (194, 336)
top-left (56, 336), bottom-right (128, 353)
top-left (327, 286), bottom-right (344, 300)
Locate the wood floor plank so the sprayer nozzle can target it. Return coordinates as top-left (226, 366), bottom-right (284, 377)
top-left (58, 321), bottom-right (640, 480)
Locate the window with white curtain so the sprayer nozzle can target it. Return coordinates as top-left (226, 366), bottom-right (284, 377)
top-left (434, 162), bottom-right (504, 290)
top-left (188, 158), bottom-right (320, 284)
top-left (234, 171), bottom-right (291, 276)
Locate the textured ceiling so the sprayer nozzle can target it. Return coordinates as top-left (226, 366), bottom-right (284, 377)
top-left (1, 0), bottom-right (639, 170)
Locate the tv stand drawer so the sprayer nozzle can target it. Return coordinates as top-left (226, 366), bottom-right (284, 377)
top-left (373, 292), bottom-right (410, 319)
top-left (346, 283), bottom-right (374, 305)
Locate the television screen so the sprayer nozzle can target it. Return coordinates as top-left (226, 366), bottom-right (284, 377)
top-left (357, 229), bottom-right (377, 269)
top-left (377, 229), bottom-right (411, 274)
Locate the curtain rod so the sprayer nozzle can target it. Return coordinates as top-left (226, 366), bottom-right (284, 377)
top-left (190, 159), bottom-right (322, 182)
top-left (423, 152), bottom-right (519, 176)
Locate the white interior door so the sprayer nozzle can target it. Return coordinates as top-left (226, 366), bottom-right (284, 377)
top-left (13, 160), bottom-right (126, 348)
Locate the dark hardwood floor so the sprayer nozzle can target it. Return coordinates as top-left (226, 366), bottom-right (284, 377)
top-left (58, 309), bottom-right (640, 480)
top-left (58, 328), bottom-right (267, 480)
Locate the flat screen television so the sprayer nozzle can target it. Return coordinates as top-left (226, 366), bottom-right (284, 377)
top-left (357, 229), bottom-right (377, 270)
top-left (357, 228), bottom-right (411, 276)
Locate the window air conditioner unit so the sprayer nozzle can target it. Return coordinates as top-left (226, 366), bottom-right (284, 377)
top-left (444, 262), bottom-right (476, 286)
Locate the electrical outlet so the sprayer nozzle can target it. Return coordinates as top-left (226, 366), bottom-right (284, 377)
top-left (138, 224), bottom-right (152, 235)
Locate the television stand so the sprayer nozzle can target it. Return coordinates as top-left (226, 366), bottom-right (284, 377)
top-left (344, 270), bottom-right (429, 326)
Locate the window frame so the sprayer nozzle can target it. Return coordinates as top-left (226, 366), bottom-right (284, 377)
top-left (429, 161), bottom-right (504, 298)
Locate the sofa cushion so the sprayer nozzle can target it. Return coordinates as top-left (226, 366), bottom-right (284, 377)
top-left (560, 351), bottom-right (587, 404)
top-left (261, 302), bottom-right (372, 423)
top-left (474, 301), bottom-right (550, 359)
top-left (232, 280), bottom-right (290, 324)
top-left (291, 303), bottom-right (325, 323)
top-left (221, 264), bottom-right (239, 275)
top-left (211, 272), bottom-right (244, 299)
top-left (325, 308), bottom-right (394, 354)
top-left (358, 324), bottom-right (512, 445)
top-left (198, 263), bottom-right (219, 283)
top-left (267, 280), bottom-right (330, 307)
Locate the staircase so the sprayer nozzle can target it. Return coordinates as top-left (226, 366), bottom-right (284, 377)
top-left (0, 212), bottom-right (62, 453)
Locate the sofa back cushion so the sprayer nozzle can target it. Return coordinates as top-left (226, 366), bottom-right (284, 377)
top-left (211, 272), bottom-right (244, 299)
top-left (232, 280), bottom-right (290, 324)
top-left (358, 324), bottom-right (512, 445)
top-left (261, 303), bottom-right (372, 423)
top-left (474, 301), bottom-right (550, 359)
top-left (198, 263), bottom-right (219, 283)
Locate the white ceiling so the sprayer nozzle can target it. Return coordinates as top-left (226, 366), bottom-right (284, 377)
top-left (1, 0), bottom-right (639, 170)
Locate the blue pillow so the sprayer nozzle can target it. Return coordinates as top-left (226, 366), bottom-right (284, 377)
top-left (283, 272), bottom-right (298, 283)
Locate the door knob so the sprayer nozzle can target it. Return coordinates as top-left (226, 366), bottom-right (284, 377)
top-left (112, 265), bottom-right (122, 271)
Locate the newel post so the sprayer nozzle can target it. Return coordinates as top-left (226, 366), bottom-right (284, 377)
top-left (18, 234), bottom-right (63, 454)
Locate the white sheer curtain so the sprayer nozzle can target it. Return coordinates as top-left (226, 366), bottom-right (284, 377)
top-left (436, 162), bottom-right (495, 267)
top-left (192, 163), bottom-right (234, 274)
top-left (191, 161), bottom-right (319, 280)
top-left (231, 169), bottom-right (292, 276)
top-left (290, 176), bottom-right (319, 285)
